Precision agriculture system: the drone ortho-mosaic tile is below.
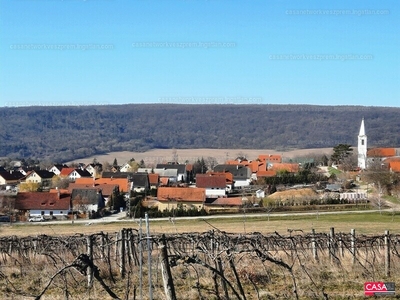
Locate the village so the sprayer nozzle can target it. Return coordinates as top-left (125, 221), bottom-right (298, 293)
top-left (0, 119), bottom-right (400, 223)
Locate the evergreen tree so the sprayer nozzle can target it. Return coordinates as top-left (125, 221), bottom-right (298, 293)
top-left (331, 144), bottom-right (353, 165)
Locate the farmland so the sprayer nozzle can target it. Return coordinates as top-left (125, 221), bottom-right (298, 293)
top-left (1, 211), bottom-right (399, 299)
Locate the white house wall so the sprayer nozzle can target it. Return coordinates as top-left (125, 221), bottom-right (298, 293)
top-left (205, 188), bottom-right (226, 197)
top-left (234, 180), bottom-right (251, 187)
top-left (30, 209), bottom-right (70, 217)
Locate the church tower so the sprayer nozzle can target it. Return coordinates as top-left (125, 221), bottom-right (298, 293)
top-left (358, 118), bottom-right (367, 170)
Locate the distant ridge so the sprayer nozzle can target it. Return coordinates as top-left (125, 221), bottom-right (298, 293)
top-left (0, 104), bottom-right (399, 161)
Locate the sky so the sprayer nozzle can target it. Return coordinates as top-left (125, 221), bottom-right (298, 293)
top-left (0, 0), bottom-right (399, 107)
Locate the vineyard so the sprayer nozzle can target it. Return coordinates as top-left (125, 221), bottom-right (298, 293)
top-left (0, 227), bottom-right (399, 299)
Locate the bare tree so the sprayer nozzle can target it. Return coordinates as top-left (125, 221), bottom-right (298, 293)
top-left (205, 157), bottom-right (218, 170)
top-left (364, 168), bottom-right (399, 196)
top-left (373, 182), bottom-right (387, 214)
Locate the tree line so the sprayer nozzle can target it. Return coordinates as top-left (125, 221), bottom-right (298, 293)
top-left (1, 104), bottom-right (399, 162)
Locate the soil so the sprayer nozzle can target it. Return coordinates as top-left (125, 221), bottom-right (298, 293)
top-left (69, 148), bottom-right (332, 165)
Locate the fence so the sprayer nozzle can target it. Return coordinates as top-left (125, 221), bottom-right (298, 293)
top-left (0, 227), bottom-right (399, 299)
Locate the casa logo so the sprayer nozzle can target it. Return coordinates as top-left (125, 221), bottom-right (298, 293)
top-left (364, 282), bottom-right (395, 296)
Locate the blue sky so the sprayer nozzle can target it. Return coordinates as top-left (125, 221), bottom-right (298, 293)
top-left (0, 0), bottom-right (399, 107)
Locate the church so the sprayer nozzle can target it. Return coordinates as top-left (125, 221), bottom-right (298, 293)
top-left (357, 118), bottom-right (400, 172)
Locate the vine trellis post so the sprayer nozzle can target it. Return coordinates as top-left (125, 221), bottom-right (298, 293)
top-left (351, 229), bottom-right (356, 265)
top-left (1, 228), bottom-right (400, 299)
top-left (86, 235), bottom-right (93, 288)
top-left (145, 212), bottom-right (153, 300)
top-left (139, 218), bottom-right (143, 300)
top-left (311, 229), bottom-right (318, 261)
top-left (385, 230), bottom-right (390, 277)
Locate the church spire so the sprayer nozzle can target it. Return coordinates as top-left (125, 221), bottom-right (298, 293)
top-left (359, 117), bottom-right (366, 136)
top-left (358, 118), bottom-right (367, 170)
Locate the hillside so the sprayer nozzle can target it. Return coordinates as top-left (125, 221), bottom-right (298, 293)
top-left (1, 104), bottom-right (399, 162)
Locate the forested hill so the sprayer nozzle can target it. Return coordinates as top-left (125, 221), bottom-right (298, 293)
top-left (1, 104), bottom-right (400, 162)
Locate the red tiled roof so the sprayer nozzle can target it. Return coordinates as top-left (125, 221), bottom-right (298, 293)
top-left (256, 170), bottom-right (277, 177)
top-left (367, 148), bottom-right (396, 158)
top-left (59, 168), bottom-right (75, 177)
top-left (196, 174), bottom-right (226, 188)
top-left (258, 154), bottom-right (282, 163)
top-left (249, 160), bottom-right (265, 173)
top-left (75, 178), bottom-right (130, 192)
top-left (15, 192), bottom-right (70, 210)
top-left (209, 197), bottom-right (243, 206)
top-left (269, 163), bottom-right (299, 173)
top-left (157, 187), bottom-right (205, 202)
top-left (389, 161), bottom-right (400, 173)
top-left (148, 173), bottom-right (159, 185)
top-left (49, 188), bottom-right (69, 194)
top-left (206, 171), bottom-right (234, 184)
top-left (383, 157), bottom-right (400, 163)
top-left (226, 160), bottom-right (242, 165)
top-left (160, 177), bottom-right (169, 186)
top-left (67, 183), bottom-right (119, 197)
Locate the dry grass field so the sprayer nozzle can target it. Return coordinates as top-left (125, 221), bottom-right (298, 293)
top-left (68, 147), bottom-right (333, 165)
top-left (2, 211), bottom-right (399, 237)
top-left (1, 212), bottom-right (400, 299)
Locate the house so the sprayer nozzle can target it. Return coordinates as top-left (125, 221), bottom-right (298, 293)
top-left (226, 158), bottom-right (266, 173)
top-left (85, 163), bottom-right (103, 178)
top-left (120, 163), bottom-right (132, 172)
top-left (59, 168), bottom-right (92, 181)
top-left (70, 189), bottom-right (106, 213)
top-left (48, 164), bottom-right (69, 176)
top-left (130, 173), bottom-right (150, 193)
top-left (156, 164), bottom-right (190, 183)
top-left (148, 173), bottom-right (159, 189)
top-left (69, 169), bottom-right (92, 180)
top-left (368, 148), bottom-right (396, 158)
top-left (67, 183), bottom-right (119, 202)
top-left (157, 187), bottom-right (205, 211)
top-left (196, 174), bottom-right (227, 198)
top-left (59, 168), bottom-right (75, 178)
top-left (14, 191), bottom-right (71, 220)
top-left (0, 171), bottom-right (24, 185)
top-left (213, 165), bottom-right (252, 187)
top-left (367, 148), bottom-right (398, 168)
top-left (139, 168), bottom-right (178, 185)
top-left (24, 170), bottom-right (55, 188)
top-left (205, 171), bottom-right (234, 192)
